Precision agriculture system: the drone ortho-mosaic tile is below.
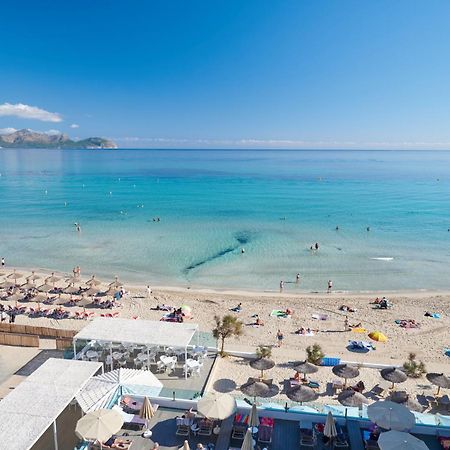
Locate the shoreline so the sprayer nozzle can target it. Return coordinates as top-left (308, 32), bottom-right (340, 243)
top-left (7, 265), bottom-right (450, 299)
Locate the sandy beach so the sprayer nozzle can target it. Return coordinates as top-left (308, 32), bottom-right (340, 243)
top-left (1, 265), bottom-right (450, 409)
top-left (2, 266), bottom-right (449, 364)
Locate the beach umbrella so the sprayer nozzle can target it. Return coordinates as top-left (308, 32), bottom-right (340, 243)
top-left (197, 392), bottom-right (237, 420)
top-left (104, 286), bottom-right (118, 296)
top-left (65, 285), bottom-right (80, 295)
top-left (338, 390), bottom-right (370, 408)
top-left (65, 276), bottom-right (79, 284)
top-left (324, 411), bottom-right (337, 439)
top-left (85, 287), bottom-right (99, 297)
top-left (76, 369), bottom-right (163, 412)
top-left (241, 378), bottom-right (279, 399)
top-left (286, 385), bottom-right (318, 404)
top-left (426, 373), bottom-right (450, 396)
top-left (0, 271), bottom-right (6, 277)
top-left (21, 280), bottom-right (35, 290)
top-left (31, 292), bottom-right (48, 302)
top-left (332, 364), bottom-right (360, 387)
top-left (28, 271), bottom-right (41, 282)
top-left (241, 428), bottom-right (254, 450)
top-left (38, 283), bottom-right (53, 292)
top-left (381, 367), bottom-right (407, 389)
top-left (292, 360), bottom-right (319, 381)
top-left (248, 403), bottom-right (259, 428)
top-left (367, 400), bottom-right (415, 431)
top-left (139, 397), bottom-right (155, 430)
top-left (109, 277), bottom-right (122, 289)
top-left (6, 292), bottom-right (22, 302)
top-left (0, 281), bottom-right (17, 289)
top-left (369, 331), bottom-right (388, 342)
top-left (179, 441), bottom-right (190, 450)
top-left (7, 270), bottom-right (23, 280)
top-left (45, 273), bottom-right (60, 286)
top-left (388, 391), bottom-right (423, 413)
top-left (75, 408), bottom-right (123, 443)
top-left (378, 430), bottom-right (429, 450)
top-left (76, 296), bottom-right (92, 308)
top-left (86, 275), bottom-right (102, 286)
top-left (249, 357), bottom-right (275, 379)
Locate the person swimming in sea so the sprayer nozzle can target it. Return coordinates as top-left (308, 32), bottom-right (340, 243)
top-left (315, 242), bottom-right (319, 250)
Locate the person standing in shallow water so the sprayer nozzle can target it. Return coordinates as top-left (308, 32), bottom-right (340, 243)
top-left (296, 273), bottom-right (301, 284)
top-left (327, 279), bottom-right (333, 293)
top-left (279, 280), bottom-right (284, 292)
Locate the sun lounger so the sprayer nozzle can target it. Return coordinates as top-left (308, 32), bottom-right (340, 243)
top-left (197, 419), bottom-right (214, 436)
top-left (176, 423), bottom-right (190, 436)
top-left (299, 428), bottom-right (316, 447)
top-left (231, 423), bottom-right (247, 439)
top-left (258, 424), bottom-right (273, 444)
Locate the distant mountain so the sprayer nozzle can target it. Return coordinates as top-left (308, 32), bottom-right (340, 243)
top-left (0, 129), bottom-right (117, 149)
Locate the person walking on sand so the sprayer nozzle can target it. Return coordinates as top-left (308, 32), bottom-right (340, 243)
top-left (344, 315), bottom-right (349, 331)
top-left (146, 285), bottom-right (152, 297)
top-left (327, 279), bottom-right (333, 293)
top-left (276, 329), bottom-right (284, 347)
top-left (279, 280), bottom-right (284, 292)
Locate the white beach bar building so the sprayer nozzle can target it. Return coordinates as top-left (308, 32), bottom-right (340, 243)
top-left (73, 318), bottom-right (200, 378)
top-left (0, 358), bottom-right (102, 450)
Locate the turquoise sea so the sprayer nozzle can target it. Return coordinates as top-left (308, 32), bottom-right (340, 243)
top-left (1, 149), bottom-right (450, 292)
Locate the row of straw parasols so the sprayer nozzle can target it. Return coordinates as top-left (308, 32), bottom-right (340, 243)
top-left (245, 357), bottom-right (450, 410)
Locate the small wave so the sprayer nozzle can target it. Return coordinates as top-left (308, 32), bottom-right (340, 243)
top-left (370, 257), bottom-right (394, 261)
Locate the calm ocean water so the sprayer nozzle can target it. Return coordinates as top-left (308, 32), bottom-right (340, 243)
top-left (1, 148), bottom-right (450, 292)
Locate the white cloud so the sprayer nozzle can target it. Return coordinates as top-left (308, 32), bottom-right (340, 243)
top-left (0, 102), bottom-right (62, 122)
top-left (70, 123), bottom-right (79, 128)
top-left (0, 127), bottom-right (17, 135)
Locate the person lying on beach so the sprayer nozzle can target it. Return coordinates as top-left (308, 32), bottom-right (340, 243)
top-left (230, 303), bottom-right (242, 312)
top-left (350, 380), bottom-right (365, 393)
top-left (349, 322), bottom-right (362, 328)
top-left (396, 319), bottom-right (420, 328)
top-left (339, 305), bottom-right (356, 312)
top-left (294, 327), bottom-right (316, 335)
top-left (154, 304), bottom-right (173, 311)
top-left (254, 316), bottom-right (264, 326)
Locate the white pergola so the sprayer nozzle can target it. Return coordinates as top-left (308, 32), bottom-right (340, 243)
top-left (73, 318), bottom-right (199, 378)
top-left (0, 358), bottom-right (102, 450)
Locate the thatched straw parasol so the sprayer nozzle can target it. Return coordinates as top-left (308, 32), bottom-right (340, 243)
top-left (28, 271), bottom-right (41, 282)
top-left (249, 357), bottom-right (275, 379)
top-left (381, 367), bottom-right (407, 389)
top-left (0, 281), bottom-right (17, 289)
top-left (240, 378), bottom-right (279, 399)
top-left (426, 373), bottom-right (450, 396)
top-left (21, 280), bottom-right (36, 290)
top-left (109, 276), bottom-right (122, 289)
top-left (6, 292), bottom-right (22, 303)
top-left (45, 273), bottom-right (60, 286)
top-left (86, 275), bottom-right (102, 287)
top-left (338, 389), bottom-right (370, 408)
top-left (85, 287), bottom-right (99, 297)
top-left (7, 270), bottom-right (23, 281)
top-left (292, 360), bottom-right (319, 381)
top-left (38, 283), bottom-right (53, 292)
top-left (388, 391), bottom-right (423, 412)
top-left (332, 364), bottom-right (360, 387)
top-left (286, 385), bottom-right (318, 404)
top-left (65, 285), bottom-right (80, 295)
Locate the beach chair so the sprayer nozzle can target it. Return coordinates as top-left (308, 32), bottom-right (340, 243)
top-left (231, 423), bottom-right (247, 439)
top-left (299, 429), bottom-right (316, 448)
top-left (175, 419), bottom-right (190, 437)
top-left (197, 420), bottom-right (213, 436)
top-left (258, 424), bottom-right (273, 444)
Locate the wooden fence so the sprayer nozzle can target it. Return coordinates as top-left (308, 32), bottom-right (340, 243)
top-left (0, 323), bottom-right (77, 339)
top-left (0, 332), bottom-right (39, 347)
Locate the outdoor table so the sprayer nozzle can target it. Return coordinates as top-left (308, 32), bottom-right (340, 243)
top-left (136, 353), bottom-right (148, 362)
top-left (160, 355), bottom-right (175, 365)
top-left (185, 359), bottom-right (200, 369)
top-left (86, 350), bottom-right (98, 359)
top-left (112, 351), bottom-right (123, 360)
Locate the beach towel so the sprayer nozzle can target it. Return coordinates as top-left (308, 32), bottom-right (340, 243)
top-left (445, 349), bottom-right (450, 357)
top-left (270, 309), bottom-right (289, 318)
top-left (321, 357), bottom-right (340, 367)
top-left (312, 313), bottom-right (328, 320)
top-left (351, 327), bottom-right (366, 333)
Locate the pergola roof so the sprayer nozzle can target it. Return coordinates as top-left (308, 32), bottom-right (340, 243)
top-left (0, 358), bottom-right (102, 450)
top-left (73, 317), bottom-right (199, 348)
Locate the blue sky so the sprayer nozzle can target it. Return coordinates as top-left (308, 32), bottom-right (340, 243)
top-left (1, 0), bottom-right (450, 149)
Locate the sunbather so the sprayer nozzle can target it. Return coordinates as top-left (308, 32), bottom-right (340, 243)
top-left (230, 302), bottom-right (242, 312)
